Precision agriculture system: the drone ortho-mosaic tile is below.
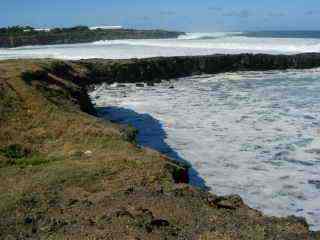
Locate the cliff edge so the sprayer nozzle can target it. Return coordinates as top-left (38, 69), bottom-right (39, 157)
top-left (1, 55), bottom-right (320, 239)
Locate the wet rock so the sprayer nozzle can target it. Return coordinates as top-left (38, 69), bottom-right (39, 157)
top-left (305, 149), bottom-right (320, 155)
top-left (285, 159), bottom-right (314, 166)
top-left (304, 115), bottom-right (316, 120)
top-left (308, 180), bottom-right (320, 189)
top-left (274, 151), bottom-right (290, 160)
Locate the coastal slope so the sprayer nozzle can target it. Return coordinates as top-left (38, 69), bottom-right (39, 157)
top-left (1, 55), bottom-right (320, 239)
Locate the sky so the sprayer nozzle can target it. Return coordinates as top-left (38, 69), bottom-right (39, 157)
top-left (1, 0), bottom-right (320, 31)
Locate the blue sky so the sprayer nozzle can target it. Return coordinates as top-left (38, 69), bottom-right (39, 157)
top-left (1, 0), bottom-right (320, 31)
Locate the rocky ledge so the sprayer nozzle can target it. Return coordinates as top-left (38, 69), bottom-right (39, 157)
top-left (1, 54), bottom-right (320, 239)
top-left (0, 26), bottom-right (184, 48)
top-left (77, 53), bottom-right (320, 85)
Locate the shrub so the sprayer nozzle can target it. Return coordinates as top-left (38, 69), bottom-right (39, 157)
top-left (0, 144), bottom-right (30, 159)
top-left (21, 70), bottom-right (48, 84)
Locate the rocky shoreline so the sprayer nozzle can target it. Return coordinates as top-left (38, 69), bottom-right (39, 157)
top-left (0, 26), bottom-right (184, 48)
top-left (77, 53), bottom-right (320, 86)
top-left (1, 54), bottom-right (320, 239)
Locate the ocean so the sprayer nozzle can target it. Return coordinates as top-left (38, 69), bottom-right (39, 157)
top-left (2, 31), bottom-right (320, 230)
top-left (1, 31), bottom-right (320, 60)
top-left (91, 68), bottom-right (320, 230)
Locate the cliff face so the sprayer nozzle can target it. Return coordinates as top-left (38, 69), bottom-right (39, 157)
top-left (0, 28), bottom-right (184, 48)
top-left (1, 55), bottom-right (320, 239)
top-left (77, 53), bottom-right (320, 85)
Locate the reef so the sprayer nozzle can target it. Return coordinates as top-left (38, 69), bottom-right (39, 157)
top-left (0, 26), bottom-right (184, 48)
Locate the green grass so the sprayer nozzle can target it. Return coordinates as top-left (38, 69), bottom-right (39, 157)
top-left (13, 155), bottom-right (57, 167)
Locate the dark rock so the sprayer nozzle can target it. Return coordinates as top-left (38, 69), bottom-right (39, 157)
top-left (305, 149), bottom-right (320, 155)
top-left (114, 84), bottom-right (126, 88)
top-left (136, 83), bottom-right (145, 87)
top-left (79, 53), bottom-right (320, 89)
top-left (146, 219), bottom-right (170, 233)
top-left (147, 82), bottom-right (155, 86)
top-left (213, 195), bottom-right (244, 210)
top-left (124, 186), bottom-right (135, 195)
top-left (304, 115), bottom-right (316, 120)
top-left (150, 219), bottom-right (170, 227)
top-left (274, 151), bottom-right (290, 160)
top-left (308, 180), bottom-right (320, 189)
top-left (24, 216), bottom-right (33, 225)
top-left (0, 26), bottom-right (184, 48)
top-left (172, 166), bottom-right (189, 184)
top-left (140, 208), bottom-right (154, 217)
top-left (67, 199), bottom-right (79, 206)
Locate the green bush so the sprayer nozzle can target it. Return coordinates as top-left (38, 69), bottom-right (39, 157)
top-left (0, 144), bottom-right (29, 159)
top-left (21, 70), bottom-right (48, 84)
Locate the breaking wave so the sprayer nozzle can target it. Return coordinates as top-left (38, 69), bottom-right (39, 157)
top-left (177, 32), bottom-right (243, 40)
top-left (1, 32), bottom-right (320, 60)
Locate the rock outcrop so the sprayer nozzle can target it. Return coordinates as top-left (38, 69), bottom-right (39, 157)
top-left (78, 53), bottom-right (320, 85)
top-left (0, 26), bottom-right (184, 48)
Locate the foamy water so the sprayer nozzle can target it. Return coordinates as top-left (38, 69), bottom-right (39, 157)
top-left (90, 69), bottom-right (320, 230)
top-left (1, 32), bottom-right (320, 60)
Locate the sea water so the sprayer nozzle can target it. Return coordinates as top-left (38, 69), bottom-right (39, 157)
top-left (90, 68), bottom-right (320, 230)
top-left (1, 31), bottom-right (320, 60)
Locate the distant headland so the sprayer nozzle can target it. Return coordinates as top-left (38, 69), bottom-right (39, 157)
top-left (0, 25), bottom-right (184, 48)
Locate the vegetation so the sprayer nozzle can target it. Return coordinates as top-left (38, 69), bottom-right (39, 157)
top-left (0, 58), bottom-right (319, 239)
top-left (0, 25), bottom-right (184, 48)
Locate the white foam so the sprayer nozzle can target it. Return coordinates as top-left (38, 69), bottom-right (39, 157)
top-left (1, 33), bottom-right (320, 60)
top-left (177, 32), bottom-right (243, 39)
top-left (91, 69), bottom-right (320, 230)
top-left (93, 37), bottom-right (320, 53)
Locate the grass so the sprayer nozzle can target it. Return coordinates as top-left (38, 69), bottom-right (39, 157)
top-left (0, 59), bottom-right (317, 240)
